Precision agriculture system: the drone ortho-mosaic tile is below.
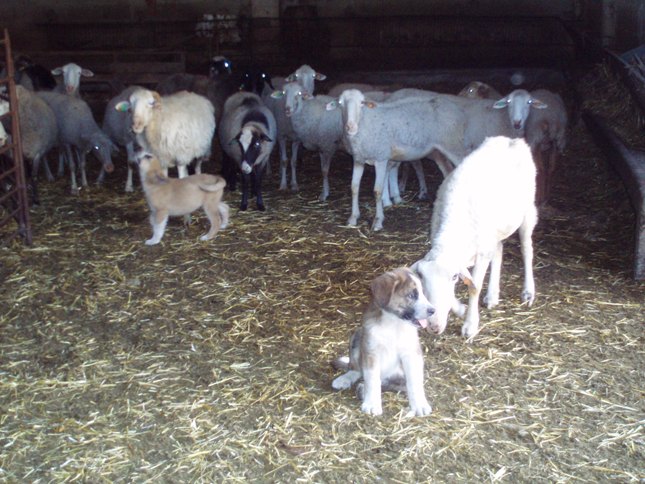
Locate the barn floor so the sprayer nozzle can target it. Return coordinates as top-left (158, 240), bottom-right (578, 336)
top-left (1, 68), bottom-right (644, 482)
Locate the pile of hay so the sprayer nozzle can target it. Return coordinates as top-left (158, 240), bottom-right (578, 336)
top-left (0, 70), bottom-right (643, 482)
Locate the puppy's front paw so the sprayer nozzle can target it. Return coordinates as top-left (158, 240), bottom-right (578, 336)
top-left (331, 374), bottom-right (353, 391)
top-left (361, 400), bottom-right (382, 416)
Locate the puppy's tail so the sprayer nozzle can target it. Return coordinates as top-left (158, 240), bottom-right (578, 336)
top-left (198, 176), bottom-right (227, 193)
top-left (219, 202), bottom-right (230, 229)
top-left (331, 355), bottom-right (350, 371)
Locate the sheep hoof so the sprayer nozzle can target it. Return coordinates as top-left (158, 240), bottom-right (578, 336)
top-left (347, 215), bottom-right (358, 226)
top-left (125, 185), bottom-right (134, 193)
top-left (521, 291), bottom-right (535, 306)
top-left (371, 220), bottom-right (383, 232)
top-left (418, 192), bottom-right (429, 201)
top-left (256, 203), bottom-right (266, 212)
top-left (318, 193), bottom-right (328, 202)
top-left (145, 238), bottom-right (160, 245)
top-left (484, 294), bottom-right (499, 309)
top-left (291, 184), bottom-right (299, 192)
top-left (239, 203), bottom-right (248, 211)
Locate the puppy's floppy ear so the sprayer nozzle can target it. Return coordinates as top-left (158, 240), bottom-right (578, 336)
top-left (371, 271), bottom-right (398, 309)
top-left (459, 268), bottom-right (478, 296)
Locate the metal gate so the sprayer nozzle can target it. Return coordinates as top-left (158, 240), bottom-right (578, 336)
top-left (0, 28), bottom-right (32, 245)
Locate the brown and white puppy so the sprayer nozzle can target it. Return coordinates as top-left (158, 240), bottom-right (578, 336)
top-left (136, 151), bottom-right (229, 245)
top-left (332, 267), bottom-right (434, 416)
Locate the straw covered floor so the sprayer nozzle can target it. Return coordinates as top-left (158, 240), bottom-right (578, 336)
top-left (0, 66), bottom-right (643, 482)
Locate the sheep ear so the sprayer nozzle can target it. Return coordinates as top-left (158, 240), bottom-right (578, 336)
top-left (51, 67), bottom-right (63, 76)
top-left (493, 98), bottom-right (509, 109)
top-left (260, 134), bottom-right (273, 143)
top-left (530, 98), bottom-right (548, 109)
top-left (270, 90), bottom-right (284, 99)
top-left (115, 101), bottom-right (130, 112)
top-left (325, 100), bottom-right (338, 111)
top-left (302, 91), bottom-right (312, 100)
top-left (314, 72), bottom-right (327, 81)
top-left (363, 100), bottom-right (377, 109)
top-left (81, 68), bottom-right (94, 77)
top-left (285, 73), bottom-right (296, 82)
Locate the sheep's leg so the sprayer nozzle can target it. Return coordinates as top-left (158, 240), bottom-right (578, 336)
top-left (519, 205), bottom-right (538, 306)
top-left (146, 210), bottom-right (168, 245)
top-left (398, 162), bottom-right (409, 194)
top-left (177, 164), bottom-right (189, 179)
top-left (125, 142), bottom-right (135, 192)
top-left (30, 157), bottom-right (42, 205)
top-left (79, 150), bottom-right (89, 188)
top-left (348, 161), bottom-right (365, 226)
top-left (254, 166), bottom-right (266, 211)
top-left (289, 140), bottom-right (300, 191)
top-left (319, 151), bottom-right (332, 202)
top-left (371, 160), bottom-right (388, 232)
top-left (484, 241), bottom-right (503, 309)
top-left (411, 160), bottom-right (428, 200)
top-left (278, 137), bottom-right (288, 190)
top-left (57, 148), bottom-right (66, 178)
top-left (66, 145), bottom-right (79, 195)
top-left (240, 172), bottom-right (250, 211)
top-left (461, 255), bottom-right (490, 339)
top-left (41, 155), bottom-right (55, 182)
top-left (194, 157), bottom-right (204, 175)
top-left (386, 161), bottom-right (402, 206)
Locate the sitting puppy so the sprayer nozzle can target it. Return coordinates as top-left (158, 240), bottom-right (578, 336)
top-left (332, 267), bottom-right (434, 417)
top-left (136, 151), bottom-right (229, 245)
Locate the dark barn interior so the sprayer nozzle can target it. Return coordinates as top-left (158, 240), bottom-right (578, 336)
top-left (0, 1), bottom-right (644, 482)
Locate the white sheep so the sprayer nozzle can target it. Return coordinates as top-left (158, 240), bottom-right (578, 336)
top-left (51, 62), bottom-right (94, 97)
top-left (115, 88), bottom-right (215, 179)
top-left (493, 88), bottom-right (568, 205)
top-left (263, 65), bottom-right (326, 190)
top-left (326, 88), bottom-right (486, 230)
top-left (413, 136), bottom-right (538, 338)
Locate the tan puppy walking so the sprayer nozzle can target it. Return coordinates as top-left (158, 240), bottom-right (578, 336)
top-left (136, 151), bottom-right (229, 245)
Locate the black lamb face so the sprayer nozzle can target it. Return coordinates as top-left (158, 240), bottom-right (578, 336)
top-left (236, 126), bottom-right (272, 174)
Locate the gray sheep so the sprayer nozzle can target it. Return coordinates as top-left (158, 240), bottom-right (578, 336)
top-left (0, 86), bottom-right (58, 204)
top-left (37, 91), bottom-right (115, 194)
top-left (218, 91), bottom-right (276, 211)
top-left (99, 85), bottom-right (143, 192)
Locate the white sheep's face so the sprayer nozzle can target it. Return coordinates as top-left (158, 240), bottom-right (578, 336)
top-left (493, 89), bottom-right (547, 133)
top-left (283, 82), bottom-right (307, 117)
top-left (129, 90), bottom-right (156, 134)
top-left (413, 259), bottom-right (462, 335)
top-left (338, 89), bottom-right (365, 137)
top-left (52, 63), bottom-right (94, 95)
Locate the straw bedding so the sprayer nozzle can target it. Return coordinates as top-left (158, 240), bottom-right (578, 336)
top-left (0, 65), bottom-right (643, 482)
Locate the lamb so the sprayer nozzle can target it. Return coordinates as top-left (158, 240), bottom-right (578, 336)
top-left (458, 81), bottom-right (502, 100)
top-left (99, 85), bottom-right (142, 192)
top-left (263, 65), bottom-right (327, 191)
top-left (493, 88), bottom-right (568, 205)
top-left (218, 91), bottom-right (276, 211)
top-left (283, 64), bottom-right (326, 97)
top-left (327, 87), bottom-right (523, 229)
top-left (1, 86), bottom-right (58, 203)
top-left (114, 88), bottom-right (215, 179)
top-left (272, 82), bottom-right (343, 201)
top-left (51, 62), bottom-right (94, 97)
top-left (412, 136), bottom-right (538, 338)
top-left (37, 90), bottom-right (115, 194)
